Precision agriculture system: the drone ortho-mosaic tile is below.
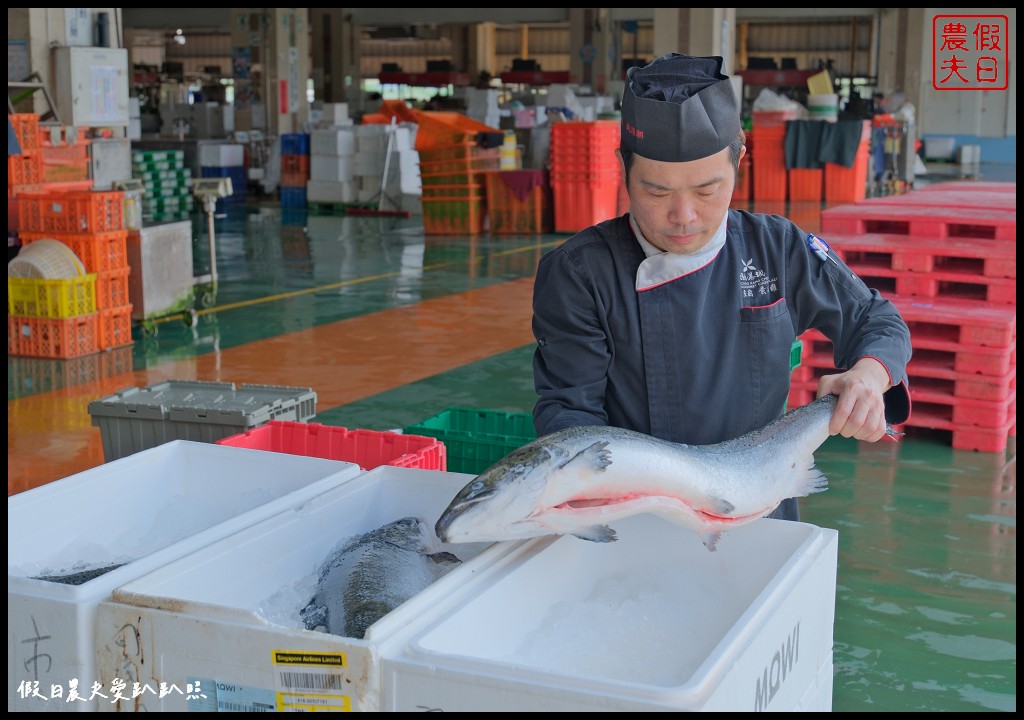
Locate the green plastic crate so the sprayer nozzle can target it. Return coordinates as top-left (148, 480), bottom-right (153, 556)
top-left (403, 407), bottom-right (536, 475)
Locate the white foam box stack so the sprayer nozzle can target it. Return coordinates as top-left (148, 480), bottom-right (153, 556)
top-left (308, 128), bottom-right (357, 203)
top-left (7, 441), bottom-right (362, 713)
top-left (198, 143), bottom-right (244, 168)
top-left (92, 466), bottom-right (529, 713)
top-left (378, 516), bottom-right (839, 712)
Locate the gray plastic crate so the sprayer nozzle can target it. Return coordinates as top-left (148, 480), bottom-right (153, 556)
top-left (88, 380), bottom-right (318, 462)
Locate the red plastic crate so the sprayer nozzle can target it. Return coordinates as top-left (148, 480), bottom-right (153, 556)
top-left (216, 421), bottom-right (447, 471)
top-left (824, 142), bottom-right (870, 203)
top-left (551, 176), bottom-right (620, 233)
top-left (752, 150), bottom-right (787, 201)
top-left (731, 156), bottom-right (752, 202)
top-left (8, 152), bottom-right (44, 187)
top-left (8, 313), bottom-right (99, 359)
top-left (788, 168), bottom-right (823, 202)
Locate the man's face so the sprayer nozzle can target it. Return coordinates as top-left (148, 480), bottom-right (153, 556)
top-left (623, 145), bottom-right (743, 255)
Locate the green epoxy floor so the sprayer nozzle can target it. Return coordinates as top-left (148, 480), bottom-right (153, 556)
top-left (8, 184), bottom-right (1016, 711)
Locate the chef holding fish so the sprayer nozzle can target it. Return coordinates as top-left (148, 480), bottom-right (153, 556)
top-left (527, 53), bottom-right (912, 525)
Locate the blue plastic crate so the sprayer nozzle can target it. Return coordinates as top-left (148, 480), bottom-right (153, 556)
top-left (281, 133), bottom-right (310, 156)
top-left (280, 186), bottom-right (307, 209)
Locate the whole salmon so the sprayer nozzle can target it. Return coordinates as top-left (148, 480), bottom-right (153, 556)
top-left (436, 395), bottom-right (893, 551)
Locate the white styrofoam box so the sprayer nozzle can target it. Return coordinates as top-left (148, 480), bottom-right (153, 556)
top-left (306, 179), bottom-right (356, 204)
top-left (321, 102), bottom-right (350, 125)
top-left (353, 152), bottom-right (386, 176)
top-left (390, 126), bottom-right (412, 153)
top-left (8, 441), bottom-right (362, 713)
top-left (794, 654), bottom-right (833, 711)
top-left (310, 155), bottom-right (354, 183)
top-left (355, 125), bottom-right (388, 153)
top-left (127, 117), bottom-right (142, 141)
top-left (924, 136), bottom-right (956, 160)
top-left (379, 517), bottom-right (838, 712)
top-left (957, 144), bottom-right (981, 164)
top-left (92, 466), bottom-right (531, 712)
top-left (198, 142), bottom-right (244, 167)
top-left (310, 128), bottom-right (356, 156)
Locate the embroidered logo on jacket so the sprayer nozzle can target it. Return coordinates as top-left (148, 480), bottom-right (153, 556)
top-left (739, 258), bottom-right (779, 300)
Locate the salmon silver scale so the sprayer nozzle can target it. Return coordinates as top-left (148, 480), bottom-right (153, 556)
top-left (435, 395), bottom-right (886, 551)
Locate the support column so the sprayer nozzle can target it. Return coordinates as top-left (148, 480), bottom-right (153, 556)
top-left (310, 9), bottom-right (350, 103)
top-left (652, 8), bottom-right (736, 71)
top-left (467, 22), bottom-right (498, 80)
top-left (568, 8), bottom-right (614, 91)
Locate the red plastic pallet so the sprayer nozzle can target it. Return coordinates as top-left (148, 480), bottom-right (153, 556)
top-left (859, 188), bottom-right (1016, 211)
top-left (794, 352), bottom-right (1018, 405)
top-left (890, 295), bottom-right (1016, 348)
top-left (820, 203), bottom-right (1015, 241)
top-left (789, 376), bottom-right (1015, 452)
top-left (824, 232), bottom-right (1015, 279)
top-left (799, 326), bottom-right (1016, 378)
top-left (915, 181), bottom-right (1015, 194)
top-left (842, 261), bottom-right (1016, 306)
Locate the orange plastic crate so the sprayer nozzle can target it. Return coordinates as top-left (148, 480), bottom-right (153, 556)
top-left (788, 168), bottom-right (823, 202)
top-left (280, 154), bottom-right (309, 187)
top-left (421, 183), bottom-right (485, 200)
top-left (17, 190), bottom-right (125, 234)
top-left (824, 143), bottom-right (870, 203)
top-left (551, 176), bottom-right (621, 233)
top-left (9, 114), bottom-right (41, 151)
top-left (21, 230), bottom-right (129, 274)
top-left (216, 421), bottom-right (447, 471)
top-left (98, 304), bottom-right (134, 350)
top-left (485, 170), bottom-right (553, 234)
top-left (8, 313), bottom-right (99, 359)
top-left (95, 267), bottom-right (131, 310)
top-left (422, 197), bottom-right (485, 235)
top-left (752, 151), bottom-right (788, 201)
top-left (732, 157), bottom-right (752, 201)
top-left (8, 153), bottom-right (44, 187)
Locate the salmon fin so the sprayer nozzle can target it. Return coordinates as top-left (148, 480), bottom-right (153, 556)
top-left (564, 441), bottom-right (612, 472)
top-left (572, 524), bottom-right (618, 543)
top-left (797, 466), bottom-right (830, 496)
top-left (702, 529), bottom-right (723, 552)
top-left (709, 496), bottom-right (735, 515)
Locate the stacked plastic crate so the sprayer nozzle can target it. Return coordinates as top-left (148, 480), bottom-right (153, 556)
top-left (279, 133), bottom-right (310, 209)
top-left (132, 149), bottom-right (193, 223)
top-left (17, 190), bottom-right (134, 352)
top-left (7, 242), bottom-right (99, 360)
top-left (550, 120), bottom-right (621, 233)
top-left (483, 169), bottom-right (553, 234)
top-left (199, 143), bottom-right (246, 211)
top-left (39, 126), bottom-right (91, 184)
top-left (750, 111), bottom-right (795, 202)
top-left (417, 114), bottom-right (501, 235)
top-left (789, 182), bottom-right (1016, 452)
top-left (822, 120), bottom-right (871, 203)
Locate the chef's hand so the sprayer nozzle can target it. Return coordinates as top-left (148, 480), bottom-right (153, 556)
top-left (817, 358), bottom-right (892, 441)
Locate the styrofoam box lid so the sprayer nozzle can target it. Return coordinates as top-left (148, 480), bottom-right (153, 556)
top-left (106, 465), bottom-right (522, 635)
top-left (380, 516), bottom-right (839, 712)
top-left (7, 440), bottom-right (361, 602)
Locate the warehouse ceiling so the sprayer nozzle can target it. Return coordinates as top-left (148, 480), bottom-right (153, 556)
top-left (121, 8), bottom-right (884, 33)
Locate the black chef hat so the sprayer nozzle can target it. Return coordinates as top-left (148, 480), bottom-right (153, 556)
top-left (621, 53), bottom-right (741, 162)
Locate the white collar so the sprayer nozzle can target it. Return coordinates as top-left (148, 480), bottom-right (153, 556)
top-left (632, 214), bottom-right (728, 291)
